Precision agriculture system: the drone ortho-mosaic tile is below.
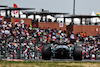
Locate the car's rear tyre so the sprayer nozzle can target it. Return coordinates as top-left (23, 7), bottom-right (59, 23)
top-left (73, 46), bottom-right (82, 60)
top-left (42, 45), bottom-right (51, 60)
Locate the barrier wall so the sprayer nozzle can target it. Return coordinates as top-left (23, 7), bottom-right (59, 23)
top-left (38, 22), bottom-right (66, 31)
top-left (3, 18), bottom-right (66, 31)
top-left (11, 18), bottom-right (32, 26)
top-left (67, 25), bottom-right (100, 36)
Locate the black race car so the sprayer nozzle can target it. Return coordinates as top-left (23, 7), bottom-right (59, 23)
top-left (42, 43), bottom-right (82, 60)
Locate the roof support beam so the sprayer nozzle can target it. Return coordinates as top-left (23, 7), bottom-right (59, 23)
top-left (71, 18), bottom-right (74, 25)
top-left (5, 10), bottom-right (8, 18)
top-left (80, 18), bottom-right (82, 25)
top-left (26, 14), bottom-right (28, 18)
top-left (33, 14), bottom-right (36, 21)
top-left (45, 15), bottom-right (47, 22)
top-left (40, 15), bottom-right (43, 22)
top-left (18, 10), bottom-right (20, 18)
top-left (85, 18), bottom-right (87, 25)
top-left (9, 10), bottom-right (12, 17)
top-left (64, 17), bottom-right (65, 23)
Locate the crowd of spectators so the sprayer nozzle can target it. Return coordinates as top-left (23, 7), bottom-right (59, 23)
top-left (0, 20), bottom-right (100, 60)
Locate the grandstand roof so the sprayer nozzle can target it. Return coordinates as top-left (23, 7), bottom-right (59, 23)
top-left (60, 15), bottom-right (100, 18)
top-left (0, 7), bottom-right (35, 10)
top-left (23, 11), bottom-right (69, 15)
top-left (0, 5), bottom-right (8, 7)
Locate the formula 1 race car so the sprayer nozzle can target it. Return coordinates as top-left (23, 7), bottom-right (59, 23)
top-left (42, 43), bottom-right (82, 60)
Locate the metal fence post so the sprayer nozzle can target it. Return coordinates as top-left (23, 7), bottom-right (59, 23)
top-left (19, 39), bottom-right (24, 59)
top-left (4, 36), bottom-right (11, 59)
top-left (34, 41), bottom-right (36, 59)
top-left (19, 41), bottom-right (21, 59)
top-left (4, 39), bottom-right (6, 58)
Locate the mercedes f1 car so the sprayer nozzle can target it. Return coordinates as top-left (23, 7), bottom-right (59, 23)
top-left (42, 43), bottom-right (82, 60)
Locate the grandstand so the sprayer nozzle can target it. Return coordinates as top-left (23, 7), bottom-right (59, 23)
top-left (0, 5), bottom-right (100, 60)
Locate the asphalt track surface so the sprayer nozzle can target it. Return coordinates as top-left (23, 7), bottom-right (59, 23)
top-left (2, 58), bottom-right (100, 62)
top-left (23, 59), bottom-right (100, 62)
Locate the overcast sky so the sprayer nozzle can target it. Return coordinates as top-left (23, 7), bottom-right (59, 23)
top-left (0, 0), bottom-right (100, 15)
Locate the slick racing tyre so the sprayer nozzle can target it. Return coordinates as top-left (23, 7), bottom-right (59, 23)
top-left (73, 46), bottom-right (82, 60)
top-left (42, 45), bottom-right (51, 60)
